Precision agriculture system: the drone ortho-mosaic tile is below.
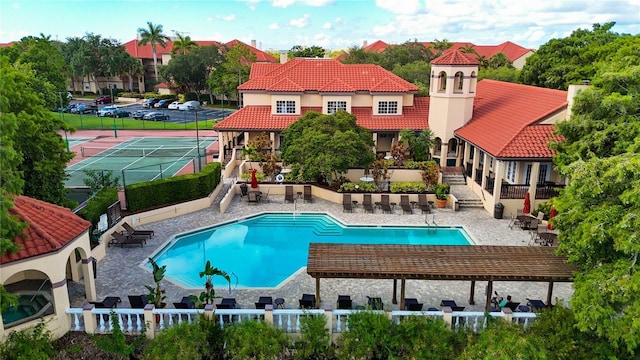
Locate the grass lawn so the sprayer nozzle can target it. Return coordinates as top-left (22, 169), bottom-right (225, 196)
top-left (57, 113), bottom-right (217, 131)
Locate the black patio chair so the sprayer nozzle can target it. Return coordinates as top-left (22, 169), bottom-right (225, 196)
top-left (337, 295), bottom-right (352, 309)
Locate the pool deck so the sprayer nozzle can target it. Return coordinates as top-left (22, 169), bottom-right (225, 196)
top-left (73, 190), bottom-right (573, 311)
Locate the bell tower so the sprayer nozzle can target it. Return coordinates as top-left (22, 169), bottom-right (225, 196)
top-left (427, 49), bottom-right (479, 166)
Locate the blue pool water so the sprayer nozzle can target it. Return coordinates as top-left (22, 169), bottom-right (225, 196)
top-left (152, 213), bottom-right (472, 288)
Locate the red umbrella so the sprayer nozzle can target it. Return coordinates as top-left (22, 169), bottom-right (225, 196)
top-left (250, 169), bottom-right (258, 189)
top-left (523, 192), bottom-right (531, 214)
top-left (548, 206), bottom-right (557, 230)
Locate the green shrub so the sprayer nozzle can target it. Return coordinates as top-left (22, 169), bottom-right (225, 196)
top-left (460, 319), bottom-right (547, 360)
top-left (392, 316), bottom-right (464, 359)
top-left (125, 162), bottom-right (221, 212)
top-left (224, 319), bottom-right (289, 360)
top-left (78, 187), bottom-right (118, 226)
top-left (143, 320), bottom-right (211, 360)
top-left (295, 314), bottom-right (333, 359)
top-left (389, 181), bottom-right (427, 193)
top-left (338, 181), bottom-right (377, 193)
top-left (336, 311), bottom-right (395, 360)
top-left (0, 320), bottom-right (56, 360)
top-left (95, 312), bottom-right (146, 358)
top-left (240, 171), bottom-right (266, 182)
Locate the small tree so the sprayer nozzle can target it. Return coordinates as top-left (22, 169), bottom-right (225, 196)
top-left (145, 258), bottom-right (166, 308)
top-left (197, 260), bottom-right (230, 305)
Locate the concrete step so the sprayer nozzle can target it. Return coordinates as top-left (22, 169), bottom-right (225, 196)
top-left (457, 199), bottom-right (484, 208)
top-left (442, 174), bottom-right (466, 185)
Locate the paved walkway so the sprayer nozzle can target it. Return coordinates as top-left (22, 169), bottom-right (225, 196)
top-left (72, 192), bottom-right (573, 311)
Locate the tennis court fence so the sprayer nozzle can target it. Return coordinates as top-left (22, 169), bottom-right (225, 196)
top-left (80, 146), bottom-right (212, 158)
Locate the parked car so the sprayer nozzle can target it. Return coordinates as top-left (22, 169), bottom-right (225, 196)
top-left (70, 104), bottom-right (97, 114)
top-left (142, 98), bottom-right (159, 109)
top-left (143, 112), bottom-right (170, 121)
top-left (154, 99), bottom-right (174, 108)
top-left (94, 95), bottom-right (112, 104)
top-left (177, 100), bottom-right (200, 111)
top-left (111, 109), bottom-right (131, 118)
top-left (64, 103), bottom-right (78, 113)
top-left (132, 109), bottom-right (151, 120)
top-left (97, 106), bottom-right (119, 117)
top-left (167, 101), bottom-right (182, 110)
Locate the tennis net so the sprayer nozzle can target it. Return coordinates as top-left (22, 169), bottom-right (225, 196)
top-left (80, 146), bottom-right (206, 158)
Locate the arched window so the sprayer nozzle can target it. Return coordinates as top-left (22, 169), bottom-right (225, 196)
top-left (469, 71), bottom-right (477, 93)
top-left (447, 138), bottom-right (458, 156)
top-left (438, 71), bottom-right (447, 92)
top-left (454, 71), bottom-right (464, 92)
top-left (434, 137), bottom-right (442, 155)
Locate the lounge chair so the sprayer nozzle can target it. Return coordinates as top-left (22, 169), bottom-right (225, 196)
top-left (418, 194), bottom-right (431, 214)
top-left (219, 298), bottom-right (237, 309)
top-left (337, 295), bottom-right (352, 309)
top-left (122, 222), bottom-right (154, 238)
top-left (255, 296), bottom-right (273, 309)
top-left (504, 302), bottom-right (521, 311)
top-left (440, 299), bottom-right (465, 311)
top-left (303, 185), bottom-right (313, 203)
top-left (90, 296), bottom-right (121, 309)
top-left (173, 296), bottom-right (195, 309)
top-left (367, 296), bottom-right (383, 310)
top-left (109, 231), bottom-right (146, 248)
top-left (285, 185), bottom-right (294, 203)
top-left (299, 293), bottom-right (316, 309)
top-left (380, 194), bottom-right (392, 214)
top-left (342, 194), bottom-right (353, 213)
top-left (407, 302), bottom-right (424, 311)
top-left (362, 194), bottom-right (374, 213)
top-left (247, 191), bottom-right (259, 204)
top-left (527, 299), bottom-right (546, 311)
top-left (400, 195), bottom-right (413, 214)
top-left (128, 295), bottom-right (148, 309)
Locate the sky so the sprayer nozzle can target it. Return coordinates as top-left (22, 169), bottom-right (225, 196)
top-left (1, 0), bottom-right (638, 51)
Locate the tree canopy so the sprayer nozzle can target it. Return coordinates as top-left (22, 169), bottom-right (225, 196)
top-left (288, 45), bottom-right (326, 58)
top-left (137, 21), bottom-right (170, 81)
top-left (162, 45), bottom-right (224, 101)
top-left (550, 28), bottom-right (640, 354)
top-left (280, 111), bottom-right (375, 182)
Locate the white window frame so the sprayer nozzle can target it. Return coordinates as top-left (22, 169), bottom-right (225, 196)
top-left (276, 100), bottom-right (296, 114)
top-left (327, 101), bottom-right (347, 114)
top-left (378, 101), bottom-right (398, 114)
top-left (506, 161), bottom-right (516, 183)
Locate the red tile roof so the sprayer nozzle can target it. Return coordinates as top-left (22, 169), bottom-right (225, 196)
top-left (239, 58), bottom-right (419, 93)
top-left (122, 39), bottom-right (277, 63)
top-left (1, 196), bottom-right (91, 264)
top-left (364, 40), bottom-right (389, 53)
top-left (455, 80), bottom-right (567, 158)
top-left (431, 49), bottom-right (479, 65)
top-left (500, 125), bottom-right (562, 158)
top-left (214, 97), bottom-right (430, 132)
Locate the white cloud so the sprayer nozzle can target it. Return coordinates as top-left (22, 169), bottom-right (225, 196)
top-left (273, 0), bottom-right (295, 7)
top-left (375, 0), bottom-right (422, 14)
top-left (206, 17), bottom-right (213, 22)
top-left (290, 14), bottom-right (310, 28)
top-left (322, 22), bottom-right (331, 29)
top-left (217, 14), bottom-right (236, 21)
top-left (273, 0), bottom-right (334, 7)
top-left (12, 2), bottom-right (20, 10)
top-left (268, 23), bottom-right (280, 30)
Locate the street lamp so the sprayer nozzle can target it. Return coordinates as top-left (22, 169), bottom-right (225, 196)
top-left (195, 108), bottom-right (201, 171)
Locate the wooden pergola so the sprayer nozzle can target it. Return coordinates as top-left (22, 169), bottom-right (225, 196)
top-left (307, 244), bottom-right (576, 311)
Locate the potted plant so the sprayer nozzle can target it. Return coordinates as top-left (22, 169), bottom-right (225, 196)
top-left (196, 260), bottom-right (231, 307)
top-left (145, 258), bottom-right (167, 309)
top-left (434, 183), bottom-right (450, 208)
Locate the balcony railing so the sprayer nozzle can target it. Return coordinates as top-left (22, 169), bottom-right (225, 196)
top-left (499, 183), bottom-right (565, 199)
top-left (485, 177), bottom-right (495, 195)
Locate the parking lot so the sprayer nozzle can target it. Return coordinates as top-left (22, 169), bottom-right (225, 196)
top-left (70, 99), bottom-right (234, 123)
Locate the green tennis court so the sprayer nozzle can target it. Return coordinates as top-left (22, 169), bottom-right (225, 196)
top-left (65, 137), bottom-right (217, 187)
top-left (67, 137), bottom-right (94, 148)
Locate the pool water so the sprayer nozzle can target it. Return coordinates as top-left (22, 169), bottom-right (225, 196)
top-left (152, 213), bottom-right (472, 288)
top-left (2, 294), bottom-right (51, 325)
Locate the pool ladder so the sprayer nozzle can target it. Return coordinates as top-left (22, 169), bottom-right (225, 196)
top-left (425, 214), bottom-right (437, 226)
top-left (229, 272), bottom-right (239, 293)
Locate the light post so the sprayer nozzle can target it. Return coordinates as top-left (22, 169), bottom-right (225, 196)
top-left (195, 108), bottom-right (201, 171)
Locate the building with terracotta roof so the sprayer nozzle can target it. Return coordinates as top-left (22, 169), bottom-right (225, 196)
top-left (215, 49), bottom-right (585, 215)
top-left (1, 196), bottom-right (96, 339)
top-left (336, 40), bottom-right (533, 69)
top-left (71, 39), bottom-right (277, 94)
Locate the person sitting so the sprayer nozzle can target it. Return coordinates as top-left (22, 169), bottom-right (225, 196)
top-left (499, 295), bottom-right (512, 308)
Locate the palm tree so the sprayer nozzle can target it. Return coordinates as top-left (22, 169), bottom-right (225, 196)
top-left (171, 33), bottom-right (197, 55)
top-left (460, 44), bottom-right (477, 55)
top-left (137, 21), bottom-right (170, 81)
top-left (199, 260), bottom-right (230, 304)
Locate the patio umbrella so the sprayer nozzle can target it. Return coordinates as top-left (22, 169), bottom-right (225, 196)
top-left (548, 206), bottom-right (557, 230)
top-left (250, 169), bottom-right (258, 188)
top-left (523, 192), bottom-right (531, 214)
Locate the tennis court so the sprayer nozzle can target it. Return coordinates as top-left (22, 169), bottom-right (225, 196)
top-left (65, 137), bottom-right (217, 187)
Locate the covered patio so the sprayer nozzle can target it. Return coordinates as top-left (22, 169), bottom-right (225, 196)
top-left (307, 244), bottom-right (576, 311)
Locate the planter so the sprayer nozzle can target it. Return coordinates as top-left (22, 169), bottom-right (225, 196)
top-left (436, 199), bottom-right (447, 208)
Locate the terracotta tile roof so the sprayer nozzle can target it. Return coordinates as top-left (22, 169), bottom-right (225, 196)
top-left (266, 78), bottom-right (305, 92)
top-left (500, 125), bottom-right (562, 158)
top-left (224, 39), bottom-right (278, 63)
top-left (239, 58), bottom-right (418, 93)
top-left (214, 97), bottom-right (430, 132)
top-left (364, 40), bottom-right (389, 53)
top-left (319, 78), bottom-right (356, 93)
top-left (1, 196), bottom-right (91, 264)
top-left (123, 39), bottom-right (277, 63)
top-left (250, 63), bottom-right (281, 78)
top-left (431, 49), bottom-right (480, 65)
top-left (455, 80), bottom-right (567, 158)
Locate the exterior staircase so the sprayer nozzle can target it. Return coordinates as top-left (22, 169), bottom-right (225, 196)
top-left (442, 173), bottom-right (466, 186)
top-left (456, 198), bottom-right (484, 208)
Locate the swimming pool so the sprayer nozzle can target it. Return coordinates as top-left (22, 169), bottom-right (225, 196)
top-left (2, 293), bottom-right (53, 328)
top-left (151, 213), bottom-right (473, 288)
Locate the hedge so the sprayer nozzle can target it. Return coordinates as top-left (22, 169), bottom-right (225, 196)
top-left (78, 187), bottom-right (119, 226)
top-left (125, 162), bottom-right (221, 212)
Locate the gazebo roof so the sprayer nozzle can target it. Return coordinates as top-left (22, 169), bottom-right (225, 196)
top-left (307, 244), bottom-right (575, 282)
